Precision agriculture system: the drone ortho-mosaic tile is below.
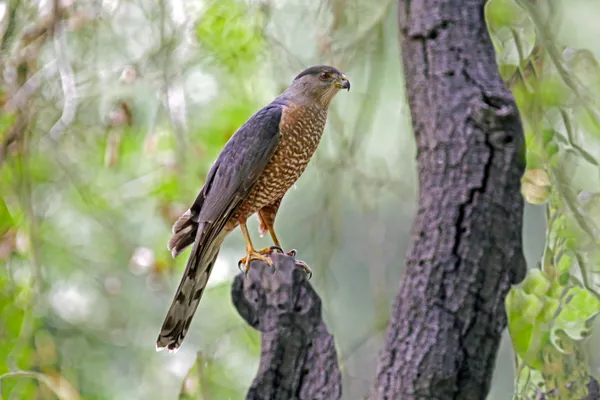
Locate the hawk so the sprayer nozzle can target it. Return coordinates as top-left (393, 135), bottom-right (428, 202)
top-left (156, 65), bottom-right (350, 352)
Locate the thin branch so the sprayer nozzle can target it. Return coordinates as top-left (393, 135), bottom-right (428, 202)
top-left (4, 61), bottom-right (58, 113)
top-left (48, 21), bottom-right (77, 140)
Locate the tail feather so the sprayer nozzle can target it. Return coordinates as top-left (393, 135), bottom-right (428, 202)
top-left (157, 222), bottom-right (225, 352)
top-left (168, 209), bottom-right (198, 258)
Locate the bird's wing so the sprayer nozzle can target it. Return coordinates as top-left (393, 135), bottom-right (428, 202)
top-left (168, 103), bottom-right (283, 257)
top-left (199, 103), bottom-right (283, 227)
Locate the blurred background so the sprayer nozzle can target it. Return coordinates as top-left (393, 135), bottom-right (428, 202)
top-left (1, 0), bottom-right (600, 399)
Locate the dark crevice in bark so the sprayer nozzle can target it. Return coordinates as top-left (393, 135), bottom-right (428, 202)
top-left (421, 40), bottom-right (429, 77)
top-left (450, 129), bottom-right (493, 274)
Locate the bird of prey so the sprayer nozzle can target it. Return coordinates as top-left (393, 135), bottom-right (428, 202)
top-left (156, 65), bottom-right (350, 352)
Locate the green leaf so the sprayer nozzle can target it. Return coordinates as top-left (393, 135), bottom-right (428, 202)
top-left (551, 287), bottom-right (600, 347)
top-left (556, 252), bottom-right (573, 275)
top-left (504, 269), bottom-right (600, 371)
top-left (485, 0), bottom-right (528, 31)
top-left (506, 280), bottom-right (549, 369)
top-left (0, 197), bottom-right (13, 237)
top-left (521, 268), bottom-right (552, 297)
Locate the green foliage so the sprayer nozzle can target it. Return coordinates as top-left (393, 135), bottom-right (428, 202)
top-left (0, 0), bottom-right (269, 399)
top-left (0, 112), bottom-right (15, 141)
top-left (0, 267), bottom-right (40, 399)
top-left (196, 0), bottom-right (266, 73)
top-left (488, 0), bottom-right (600, 398)
top-left (506, 271), bottom-right (600, 370)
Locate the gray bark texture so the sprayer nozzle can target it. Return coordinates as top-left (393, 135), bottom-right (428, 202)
top-left (371, 0), bottom-right (527, 399)
top-left (231, 252), bottom-right (341, 400)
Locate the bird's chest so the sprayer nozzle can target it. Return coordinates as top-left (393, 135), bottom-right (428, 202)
top-left (251, 106), bottom-right (326, 204)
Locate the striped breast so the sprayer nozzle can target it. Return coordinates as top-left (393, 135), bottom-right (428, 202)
top-left (233, 102), bottom-right (327, 223)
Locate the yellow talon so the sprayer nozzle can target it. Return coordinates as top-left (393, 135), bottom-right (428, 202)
top-left (238, 248), bottom-right (274, 273)
top-left (238, 222), bottom-right (275, 274)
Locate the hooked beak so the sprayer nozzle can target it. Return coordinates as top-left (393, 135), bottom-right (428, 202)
top-left (336, 75), bottom-right (350, 91)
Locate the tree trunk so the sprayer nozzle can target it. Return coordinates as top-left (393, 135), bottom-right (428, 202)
top-left (232, 252), bottom-right (341, 400)
top-left (371, 0), bottom-right (527, 399)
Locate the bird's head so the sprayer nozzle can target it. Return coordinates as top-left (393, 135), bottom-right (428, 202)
top-left (287, 65), bottom-right (350, 107)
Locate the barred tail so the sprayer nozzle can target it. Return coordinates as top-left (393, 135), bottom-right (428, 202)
top-left (156, 223), bottom-right (225, 352)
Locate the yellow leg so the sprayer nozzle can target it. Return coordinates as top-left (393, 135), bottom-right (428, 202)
top-left (252, 213), bottom-right (313, 279)
top-left (266, 224), bottom-right (283, 249)
top-left (238, 222), bottom-right (273, 273)
top-left (264, 223), bottom-right (312, 279)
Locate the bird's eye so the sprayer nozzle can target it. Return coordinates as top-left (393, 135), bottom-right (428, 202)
top-left (319, 71), bottom-right (331, 81)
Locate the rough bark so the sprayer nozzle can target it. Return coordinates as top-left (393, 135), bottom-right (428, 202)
top-left (371, 0), bottom-right (527, 399)
top-left (231, 252), bottom-right (341, 400)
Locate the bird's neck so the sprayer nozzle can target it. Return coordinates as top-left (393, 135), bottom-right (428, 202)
top-left (276, 91), bottom-right (331, 111)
